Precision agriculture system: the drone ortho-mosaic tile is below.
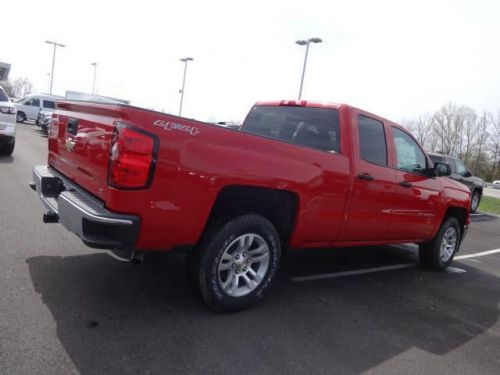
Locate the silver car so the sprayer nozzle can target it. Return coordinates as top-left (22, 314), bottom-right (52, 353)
top-left (0, 87), bottom-right (17, 155)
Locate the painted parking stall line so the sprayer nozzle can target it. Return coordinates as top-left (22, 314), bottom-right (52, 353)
top-left (293, 248), bottom-right (500, 282)
top-left (455, 248), bottom-right (500, 260)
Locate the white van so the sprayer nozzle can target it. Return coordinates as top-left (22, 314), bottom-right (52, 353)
top-left (14, 94), bottom-right (63, 123)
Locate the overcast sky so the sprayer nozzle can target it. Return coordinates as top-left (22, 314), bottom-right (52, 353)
top-left (3, 0), bottom-right (500, 123)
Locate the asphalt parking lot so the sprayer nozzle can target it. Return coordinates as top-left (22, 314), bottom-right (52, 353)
top-left (1, 123), bottom-right (500, 375)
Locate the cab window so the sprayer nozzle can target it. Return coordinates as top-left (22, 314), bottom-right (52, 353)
top-left (43, 100), bottom-right (55, 109)
top-left (392, 127), bottom-right (427, 173)
top-left (358, 115), bottom-right (387, 165)
top-left (243, 106), bottom-right (340, 153)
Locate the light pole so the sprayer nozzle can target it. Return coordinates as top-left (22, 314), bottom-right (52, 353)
top-left (295, 37), bottom-right (322, 100)
top-left (91, 62), bottom-right (98, 96)
top-left (45, 40), bottom-right (66, 95)
top-left (179, 57), bottom-right (193, 117)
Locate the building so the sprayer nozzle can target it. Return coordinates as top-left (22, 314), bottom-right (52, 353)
top-left (65, 90), bottom-right (130, 105)
top-left (0, 62), bottom-right (11, 81)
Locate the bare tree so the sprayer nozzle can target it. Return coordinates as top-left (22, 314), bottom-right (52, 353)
top-left (473, 112), bottom-right (489, 174)
top-left (10, 78), bottom-right (33, 98)
top-left (403, 113), bottom-right (433, 150)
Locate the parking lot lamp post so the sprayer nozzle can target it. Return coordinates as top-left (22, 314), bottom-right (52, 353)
top-left (45, 40), bottom-right (66, 95)
top-left (91, 62), bottom-right (98, 96)
top-left (295, 37), bottom-right (322, 100)
top-left (179, 57), bottom-right (194, 117)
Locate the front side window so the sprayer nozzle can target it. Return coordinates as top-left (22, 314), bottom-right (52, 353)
top-left (32, 99), bottom-right (40, 107)
top-left (243, 106), bottom-right (340, 152)
top-left (454, 159), bottom-right (467, 175)
top-left (358, 115), bottom-right (387, 165)
top-left (392, 127), bottom-right (427, 173)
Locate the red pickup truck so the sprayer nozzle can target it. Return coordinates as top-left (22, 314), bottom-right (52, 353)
top-left (32, 100), bottom-right (470, 311)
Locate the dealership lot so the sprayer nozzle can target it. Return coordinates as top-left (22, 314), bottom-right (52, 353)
top-left (1, 124), bottom-right (500, 375)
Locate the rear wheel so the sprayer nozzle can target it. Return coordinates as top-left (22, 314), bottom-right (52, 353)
top-left (419, 217), bottom-right (460, 271)
top-left (188, 214), bottom-right (281, 312)
top-left (470, 191), bottom-right (481, 213)
top-left (0, 141), bottom-right (14, 156)
top-left (16, 112), bottom-right (26, 123)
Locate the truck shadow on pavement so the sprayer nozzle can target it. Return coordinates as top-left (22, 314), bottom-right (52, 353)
top-left (27, 248), bottom-right (500, 375)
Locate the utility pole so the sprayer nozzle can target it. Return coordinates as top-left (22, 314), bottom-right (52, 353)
top-left (179, 57), bottom-right (193, 116)
top-left (45, 40), bottom-right (66, 95)
top-left (295, 38), bottom-right (322, 100)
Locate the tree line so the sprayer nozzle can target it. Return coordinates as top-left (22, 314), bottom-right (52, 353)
top-left (0, 78), bottom-right (33, 99)
top-left (403, 103), bottom-right (500, 182)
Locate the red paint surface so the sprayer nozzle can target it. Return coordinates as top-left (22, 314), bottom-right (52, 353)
top-left (48, 101), bottom-right (471, 251)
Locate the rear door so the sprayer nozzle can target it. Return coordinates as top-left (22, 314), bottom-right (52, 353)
top-left (343, 110), bottom-right (397, 242)
top-left (388, 126), bottom-right (441, 240)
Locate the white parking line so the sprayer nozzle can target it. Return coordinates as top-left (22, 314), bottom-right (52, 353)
top-left (292, 264), bottom-right (415, 282)
top-left (292, 248), bottom-right (500, 282)
top-left (455, 248), bottom-right (500, 260)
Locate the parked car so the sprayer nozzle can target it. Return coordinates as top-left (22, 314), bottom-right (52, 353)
top-left (38, 110), bottom-right (53, 133)
top-left (429, 153), bottom-right (484, 212)
top-left (0, 87), bottom-right (17, 155)
top-left (14, 94), bottom-right (60, 123)
top-left (32, 100), bottom-right (471, 312)
top-left (493, 180), bottom-right (500, 185)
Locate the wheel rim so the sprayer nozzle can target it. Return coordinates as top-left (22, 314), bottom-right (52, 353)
top-left (471, 194), bottom-right (479, 211)
top-left (17, 113), bottom-right (23, 122)
top-left (217, 233), bottom-right (270, 297)
top-left (440, 227), bottom-right (458, 262)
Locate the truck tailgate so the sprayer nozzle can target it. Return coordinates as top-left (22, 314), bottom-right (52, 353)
top-left (48, 101), bottom-right (122, 200)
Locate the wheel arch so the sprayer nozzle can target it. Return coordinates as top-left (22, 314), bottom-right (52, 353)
top-left (443, 206), bottom-right (468, 238)
top-left (202, 185), bottom-right (299, 248)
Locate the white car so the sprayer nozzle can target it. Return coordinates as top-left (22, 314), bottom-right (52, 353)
top-left (14, 94), bottom-right (60, 123)
top-left (493, 180), bottom-right (500, 185)
top-left (0, 87), bottom-right (17, 155)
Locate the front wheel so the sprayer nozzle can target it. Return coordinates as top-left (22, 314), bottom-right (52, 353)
top-left (16, 112), bottom-right (26, 123)
top-left (470, 191), bottom-right (481, 213)
top-left (419, 217), bottom-right (461, 271)
top-left (188, 214), bottom-right (281, 312)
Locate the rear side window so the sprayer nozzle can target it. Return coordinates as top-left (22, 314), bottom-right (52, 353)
top-left (243, 106), bottom-right (340, 153)
top-left (0, 88), bottom-right (8, 102)
top-left (358, 115), bottom-right (387, 165)
top-left (43, 100), bottom-right (55, 109)
top-left (392, 127), bottom-right (427, 173)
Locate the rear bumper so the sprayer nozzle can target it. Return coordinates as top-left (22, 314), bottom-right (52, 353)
top-left (32, 165), bottom-right (140, 250)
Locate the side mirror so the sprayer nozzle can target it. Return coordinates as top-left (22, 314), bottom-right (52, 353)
top-left (464, 171), bottom-right (472, 177)
top-left (434, 161), bottom-right (451, 177)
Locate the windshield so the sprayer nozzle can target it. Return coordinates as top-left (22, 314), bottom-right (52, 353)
top-left (0, 88), bottom-right (9, 102)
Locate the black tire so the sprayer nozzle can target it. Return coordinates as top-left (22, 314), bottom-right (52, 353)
top-left (470, 191), bottom-right (481, 213)
top-left (16, 112), bottom-right (26, 123)
top-left (0, 141), bottom-right (14, 156)
top-left (188, 214), bottom-right (281, 312)
top-left (419, 217), bottom-right (461, 271)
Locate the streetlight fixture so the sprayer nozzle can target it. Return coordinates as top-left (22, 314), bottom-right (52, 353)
top-left (91, 62), bottom-right (98, 96)
top-left (45, 40), bottom-right (66, 95)
top-left (295, 37), bottom-right (322, 100)
top-left (179, 57), bottom-right (194, 117)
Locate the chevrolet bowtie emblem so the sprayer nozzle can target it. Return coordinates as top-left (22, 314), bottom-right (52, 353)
top-left (65, 139), bottom-right (76, 152)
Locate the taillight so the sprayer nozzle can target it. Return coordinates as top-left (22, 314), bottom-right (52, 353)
top-left (0, 106), bottom-right (16, 114)
top-left (108, 123), bottom-right (158, 189)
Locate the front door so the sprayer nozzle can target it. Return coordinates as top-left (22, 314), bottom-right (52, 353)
top-left (388, 126), bottom-right (441, 240)
top-left (343, 111), bottom-right (398, 242)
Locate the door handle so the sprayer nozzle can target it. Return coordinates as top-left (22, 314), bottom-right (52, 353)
top-left (357, 173), bottom-right (374, 181)
top-left (399, 181), bottom-right (412, 188)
